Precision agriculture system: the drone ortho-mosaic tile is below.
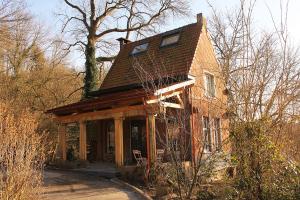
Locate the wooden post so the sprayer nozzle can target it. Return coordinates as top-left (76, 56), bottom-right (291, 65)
top-left (79, 121), bottom-right (87, 160)
top-left (58, 124), bottom-right (67, 161)
top-left (114, 117), bottom-right (124, 167)
top-left (147, 114), bottom-right (156, 166)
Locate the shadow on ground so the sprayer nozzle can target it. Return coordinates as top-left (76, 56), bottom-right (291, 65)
top-left (43, 169), bottom-right (143, 200)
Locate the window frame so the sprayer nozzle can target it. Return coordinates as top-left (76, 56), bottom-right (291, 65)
top-left (166, 117), bottom-right (180, 151)
top-left (202, 116), bottom-right (212, 153)
top-left (130, 42), bottom-right (149, 55)
top-left (160, 32), bottom-right (181, 48)
top-left (204, 71), bottom-right (216, 98)
top-left (213, 118), bottom-right (222, 151)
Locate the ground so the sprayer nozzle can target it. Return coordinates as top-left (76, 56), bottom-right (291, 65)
top-left (43, 169), bottom-right (144, 200)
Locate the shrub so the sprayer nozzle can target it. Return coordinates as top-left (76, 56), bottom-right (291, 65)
top-left (0, 102), bottom-right (45, 199)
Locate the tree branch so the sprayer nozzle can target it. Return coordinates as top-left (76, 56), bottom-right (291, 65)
top-left (96, 56), bottom-right (116, 63)
top-left (64, 0), bottom-right (89, 28)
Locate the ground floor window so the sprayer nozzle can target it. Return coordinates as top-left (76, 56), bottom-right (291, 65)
top-left (202, 117), bottom-right (222, 152)
top-left (167, 117), bottom-right (180, 152)
top-left (213, 118), bottom-right (222, 151)
top-left (107, 122), bottom-right (115, 153)
top-left (130, 120), bottom-right (147, 157)
top-left (202, 116), bottom-right (212, 152)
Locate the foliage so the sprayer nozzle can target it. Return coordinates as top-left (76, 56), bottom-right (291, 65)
top-left (230, 121), bottom-right (300, 199)
top-left (197, 189), bottom-right (217, 200)
top-left (0, 0), bottom-right (83, 163)
top-left (0, 102), bottom-right (45, 199)
top-left (208, 0), bottom-right (300, 199)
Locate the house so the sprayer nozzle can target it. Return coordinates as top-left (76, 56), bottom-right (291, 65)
top-left (47, 13), bottom-right (228, 169)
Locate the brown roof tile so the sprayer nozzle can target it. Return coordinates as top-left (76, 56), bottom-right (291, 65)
top-left (100, 22), bottom-right (202, 90)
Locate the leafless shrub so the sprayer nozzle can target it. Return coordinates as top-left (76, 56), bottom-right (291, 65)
top-left (132, 54), bottom-right (229, 199)
top-left (0, 102), bottom-right (45, 199)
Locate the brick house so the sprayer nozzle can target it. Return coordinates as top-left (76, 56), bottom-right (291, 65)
top-left (47, 13), bottom-right (228, 168)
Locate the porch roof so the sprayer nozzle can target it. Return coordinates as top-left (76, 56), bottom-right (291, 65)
top-left (46, 88), bottom-right (149, 116)
top-left (47, 78), bottom-right (195, 122)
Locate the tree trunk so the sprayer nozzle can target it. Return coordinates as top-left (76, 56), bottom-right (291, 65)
top-left (83, 39), bottom-right (98, 98)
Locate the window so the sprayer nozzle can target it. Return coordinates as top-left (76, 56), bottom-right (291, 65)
top-left (213, 118), bottom-right (222, 151)
top-left (204, 73), bottom-right (216, 97)
top-left (160, 33), bottom-right (180, 47)
top-left (202, 116), bottom-right (212, 152)
top-left (107, 122), bottom-right (115, 153)
top-left (131, 43), bottom-right (149, 55)
top-left (167, 117), bottom-right (180, 152)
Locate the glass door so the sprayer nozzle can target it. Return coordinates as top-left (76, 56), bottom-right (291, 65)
top-left (130, 120), bottom-right (147, 159)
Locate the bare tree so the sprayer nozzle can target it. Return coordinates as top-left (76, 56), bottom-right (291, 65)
top-left (0, 1), bottom-right (83, 167)
top-left (208, 0), bottom-right (300, 199)
top-left (60, 0), bottom-right (190, 98)
top-left (131, 54), bottom-right (229, 199)
top-left (0, 0), bottom-right (30, 52)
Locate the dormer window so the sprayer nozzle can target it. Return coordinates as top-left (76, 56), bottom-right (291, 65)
top-left (131, 43), bottom-right (149, 55)
top-left (160, 33), bottom-right (180, 47)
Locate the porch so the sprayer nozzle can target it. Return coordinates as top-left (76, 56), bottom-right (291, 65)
top-left (48, 78), bottom-right (195, 169)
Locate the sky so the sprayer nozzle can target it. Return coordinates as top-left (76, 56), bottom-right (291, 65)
top-left (27, 0), bottom-right (300, 67)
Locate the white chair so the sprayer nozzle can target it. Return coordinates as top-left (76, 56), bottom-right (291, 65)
top-left (132, 150), bottom-right (147, 167)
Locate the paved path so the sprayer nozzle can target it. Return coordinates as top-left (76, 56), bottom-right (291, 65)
top-left (43, 169), bottom-right (143, 200)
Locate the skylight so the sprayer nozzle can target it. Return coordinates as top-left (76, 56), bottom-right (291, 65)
top-left (161, 33), bottom-right (180, 47)
top-left (131, 43), bottom-right (149, 55)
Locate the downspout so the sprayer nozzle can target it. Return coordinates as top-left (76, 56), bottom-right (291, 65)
top-left (190, 88), bottom-right (196, 166)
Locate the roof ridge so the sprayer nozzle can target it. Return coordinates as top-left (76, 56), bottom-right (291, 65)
top-left (123, 22), bottom-right (198, 46)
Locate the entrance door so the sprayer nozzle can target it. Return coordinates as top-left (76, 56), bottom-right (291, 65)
top-left (130, 120), bottom-right (147, 160)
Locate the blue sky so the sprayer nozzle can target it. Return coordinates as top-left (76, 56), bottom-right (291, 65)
top-left (27, 0), bottom-right (300, 67)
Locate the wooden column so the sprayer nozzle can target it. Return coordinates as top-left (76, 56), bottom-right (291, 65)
top-left (147, 114), bottom-right (156, 166)
top-left (58, 124), bottom-right (67, 161)
top-left (114, 117), bottom-right (124, 167)
top-left (79, 121), bottom-right (87, 160)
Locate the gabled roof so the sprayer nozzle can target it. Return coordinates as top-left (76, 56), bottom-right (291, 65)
top-left (47, 15), bottom-right (205, 116)
top-left (99, 21), bottom-right (202, 91)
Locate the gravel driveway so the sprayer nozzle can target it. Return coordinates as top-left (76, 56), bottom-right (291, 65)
top-left (43, 169), bottom-right (144, 200)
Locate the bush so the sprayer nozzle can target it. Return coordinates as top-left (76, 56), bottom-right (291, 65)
top-left (0, 102), bottom-right (45, 199)
top-left (197, 189), bottom-right (217, 200)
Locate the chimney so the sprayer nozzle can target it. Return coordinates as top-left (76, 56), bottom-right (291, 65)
top-left (117, 37), bottom-right (131, 48)
top-left (197, 13), bottom-right (207, 32)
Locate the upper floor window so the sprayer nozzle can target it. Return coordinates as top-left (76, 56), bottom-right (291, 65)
top-left (131, 43), bottom-right (149, 55)
top-left (204, 73), bottom-right (216, 97)
top-left (160, 33), bottom-right (180, 47)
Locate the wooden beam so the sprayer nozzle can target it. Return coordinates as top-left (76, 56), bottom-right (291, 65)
top-left (55, 105), bottom-right (148, 123)
top-left (147, 114), bottom-right (156, 166)
top-left (58, 124), bottom-right (67, 161)
top-left (175, 94), bottom-right (184, 106)
top-left (79, 121), bottom-right (87, 160)
top-left (154, 79), bottom-right (195, 96)
top-left (146, 90), bottom-right (183, 104)
top-left (114, 117), bottom-right (124, 167)
top-left (161, 101), bottom-right (183, 109)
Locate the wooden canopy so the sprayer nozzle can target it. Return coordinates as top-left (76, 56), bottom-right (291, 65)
top-left (47, 78), bottom-right (195, 121)
top-left (48, 79), bottom-right (195, 167)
